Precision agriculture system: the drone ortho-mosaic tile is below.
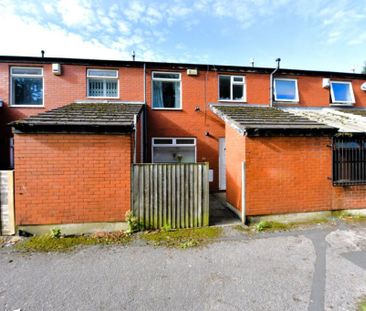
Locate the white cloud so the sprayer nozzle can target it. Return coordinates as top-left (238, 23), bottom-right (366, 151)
top-left (124, 1), bottom-right (146, 22)
top-left (1, 0), bottom-right (365, 69)
top-left (56, 0), bottom-right (93, 27)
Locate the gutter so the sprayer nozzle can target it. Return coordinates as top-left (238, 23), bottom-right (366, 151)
top-left (269, 58), bottom-right (281, 107)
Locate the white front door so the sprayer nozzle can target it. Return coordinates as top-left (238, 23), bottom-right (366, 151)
top-left (219, 138), bottom-right (226, 190)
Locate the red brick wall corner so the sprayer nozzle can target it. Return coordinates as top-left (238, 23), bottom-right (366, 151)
top-left (14, 133), bottom-right (131, 225)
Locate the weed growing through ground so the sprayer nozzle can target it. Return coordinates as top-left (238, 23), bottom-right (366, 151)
top-left (359, 297), bottom-right (366, 311)
top-left (50, 228), bottom-right (62, 239)
top-left (142, 226), bottom-right (223, 248)
top-left (252, 218), bottom-right (329, 232)
top-left (125, 211), bottom-right (144, 234)
top-left (16, 231), bottom-right (131, 252)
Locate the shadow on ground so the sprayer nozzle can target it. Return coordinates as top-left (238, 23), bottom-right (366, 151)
top-left (209, 192), bottom-right (241, 226)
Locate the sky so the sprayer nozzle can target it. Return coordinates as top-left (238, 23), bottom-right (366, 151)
top-left (0, 0), bottom-right (365, 73)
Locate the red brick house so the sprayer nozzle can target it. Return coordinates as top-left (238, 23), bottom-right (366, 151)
top-left (0, 55), bottom-right (366, 231)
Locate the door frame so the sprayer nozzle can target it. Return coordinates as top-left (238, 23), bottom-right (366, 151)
top-left (218, 137), bottom-right (226, 190)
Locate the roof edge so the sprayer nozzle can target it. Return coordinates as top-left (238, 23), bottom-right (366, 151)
top-left (1, 55), bottom-right (366, 79)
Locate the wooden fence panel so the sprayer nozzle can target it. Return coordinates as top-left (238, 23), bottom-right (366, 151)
top-left (132, 163), bottom-right (209, 229)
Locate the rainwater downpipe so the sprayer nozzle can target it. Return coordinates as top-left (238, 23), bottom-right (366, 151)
top-left (269, 58), bottom-right (281, 107)
top-left (133, 114), bottom-right (137, 164)
top-left (143, 62), bottom-right (148, 162)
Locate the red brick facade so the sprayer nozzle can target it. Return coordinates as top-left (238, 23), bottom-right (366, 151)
top-left (226, 131), bottom-right (366, 216)
top-left (14, 134), bottom-right (132, 225)
top-left (1, 57), bottom-right (366, 226)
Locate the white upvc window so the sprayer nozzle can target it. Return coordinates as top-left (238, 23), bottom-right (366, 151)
top-left (10, 67), bottom-right (44, 107)
top-left (152, 137), bottom-right (196, 163)
top-left (219, 75), bottom-right (246, 102)
top-left (87, 69), bottom-right (119, 98)
top-left (273, 78), bottom-right (299, 102)
top-left (330, 81), bottom-right (355, 105)
top-left (152, 72), bottom-right (182, 109)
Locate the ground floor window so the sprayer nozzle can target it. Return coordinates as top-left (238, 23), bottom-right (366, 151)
top-left (152, 137), bottom-right (196, 163)
top-left (333, 137), bottom-right (366, 186)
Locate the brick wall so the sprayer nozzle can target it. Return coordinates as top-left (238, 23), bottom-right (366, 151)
top-left (225, 130), bottom-right (366, 216)
top-left (14, 133), bottom-right (132, 225)
top-left (245, 136), bottom-right (333, 215)
top-left (0, 63), bottom-right (144, 168)
top-left (144, 70), bottom-right (269, 190)
top-left (225, 125), bottom-right (246, 212)
top-left (2, 61), bottom-right (366, 190)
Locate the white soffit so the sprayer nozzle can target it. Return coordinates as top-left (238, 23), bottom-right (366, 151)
top-left (281, 107), bottom-right (366, 133)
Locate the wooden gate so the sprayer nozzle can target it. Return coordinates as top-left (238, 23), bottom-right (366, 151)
top-left (132, 163), bottom-right (209, 229)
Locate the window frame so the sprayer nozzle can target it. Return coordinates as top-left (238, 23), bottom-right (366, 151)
top-left (273, 78), bottom-right (299, 103)
top-left (218, 75), bottom-right (246, 102)
top-left (151, 71), bottom-right (182, 110)
top-left (151, 137), bottom-right (197, 163)
top-left (86, 68), bottom-right (119, 99)
top-left (10, 66), bottom-right (44, 108)
top-left (332, 137), bottom-right (366, 186)
top-left (330, 81), bottom-right (355, 106)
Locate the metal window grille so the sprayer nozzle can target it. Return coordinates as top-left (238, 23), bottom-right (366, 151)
top-left (88, 79), bottom-right (118, 97)
top-left (333, 137), bottom-right (366, 186)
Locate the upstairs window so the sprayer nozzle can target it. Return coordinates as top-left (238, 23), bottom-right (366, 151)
top-left (274, 78), bottom-right (299, 102)
top-left (152, 72), bottom-right (181, 109)
top-left (10, 67), bottom-right (43, 107)
top-left (152, 137), bottom-right (196, 163)
top-left (330, 81), bottom-right (355, 105)
top-left (219, 75), bottom-right (246, 101)
top-left (333, 137), bottom-right (366, 186)
top-left (87, 69), bottom-right (118, 98)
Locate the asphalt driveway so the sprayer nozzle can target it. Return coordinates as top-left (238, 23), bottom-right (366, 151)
top-left (0, 222), bottom-right (365, 311)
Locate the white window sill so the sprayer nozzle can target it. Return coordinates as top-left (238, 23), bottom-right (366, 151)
top-left (87, 96), bottom-right (120, 99)
top-left (9, 105), bottom-right (44, 108)
top-left (330, 103), bottom-right (355, 106)
top-left (218, 100), bottom-right (247, 103)
top-left (152, 108), bottom-right (183, 111)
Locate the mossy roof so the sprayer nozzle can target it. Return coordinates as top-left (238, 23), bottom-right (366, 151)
top-left (211, 104), bottom-right (336, 136)
top-left (11, 102), bottom-right (143, 133)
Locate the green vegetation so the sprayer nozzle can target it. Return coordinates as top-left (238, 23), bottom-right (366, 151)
top-left (232, 224), bottom-right (251, 233)
top-left (333, 211), bottom-right (366, 222)
top-left (141, 226), bottom-right (223, 248)
top-left (16, 231), bottom-right (131, 252)
top-left (125, 211), bottom-right (144, 234)
top-left (359, 298), bottom-right (366, 311)
top-left (232, 219), bottom-right (330, 234)
top-left (50, 228), bottom-right (62, 239)
top-left (255, 218), bottom-right (329, 232)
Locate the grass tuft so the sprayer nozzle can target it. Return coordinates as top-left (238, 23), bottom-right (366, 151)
top-left (253, 218), bottom-right (329, 232)
top-left (141, 226), bottom-right (223, 248)
top-left (359, 298), bottom-right (366, 311)
top-left (232, 224), bottom-right (251, 233)
top-left (16, 231), bottom-right (131, 252)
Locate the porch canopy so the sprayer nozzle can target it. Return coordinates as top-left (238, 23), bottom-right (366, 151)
top-left (10, 102), bottom-right (143, 134)
top-left (210, 104), bottom-right (337, 136)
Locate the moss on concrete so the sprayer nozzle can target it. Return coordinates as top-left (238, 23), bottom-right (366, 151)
top-left (255, 218), bottom-right (329, 232)
top-left (232, 224), bottom-right (251, 233)
top-left (359, 298), bottom-right (366, 311)
top-left (141, 226), bottom-right (223, 248)
top-left (333, 211), bottom-right (366, 222)
top-left (16, 231), bottom-right (131, 252)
